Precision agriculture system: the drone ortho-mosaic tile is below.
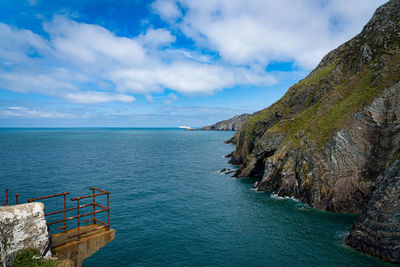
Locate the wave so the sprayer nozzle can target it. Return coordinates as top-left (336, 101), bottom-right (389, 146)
top-left (270, 193), bottom-right (300, 202)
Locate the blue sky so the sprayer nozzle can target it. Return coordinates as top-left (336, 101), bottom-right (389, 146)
top-left (0, 0), bottom-right (386, 127)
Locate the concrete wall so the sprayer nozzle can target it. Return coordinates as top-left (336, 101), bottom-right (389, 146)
top-left (0, 203), bottom-right (50, 267)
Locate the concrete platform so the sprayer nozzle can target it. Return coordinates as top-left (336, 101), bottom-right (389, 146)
top-left (52, 224), bottom-right (115, 267)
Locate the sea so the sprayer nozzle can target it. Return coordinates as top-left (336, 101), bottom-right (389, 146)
top-left (0, 128), bottom-right (392, 266)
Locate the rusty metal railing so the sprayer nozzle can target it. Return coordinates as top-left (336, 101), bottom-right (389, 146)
top-left (1, 188), bottom-right (20, 206)
top-left (26, 187), bottom-right (110, 247)
top-left (28, 192), bottom-right (71, 232)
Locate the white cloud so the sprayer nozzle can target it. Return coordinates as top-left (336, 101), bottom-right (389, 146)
top-left (2, 106), bottom-right (71, 118)
top-left (44, 16), bottom-right (147, 65)
top-left (146, 94), bottom-right (154, 102)
top-left (138, 28), bottom-right (176, 47)
top-left (154, 0), bottom-right (387, 68)
top-left (0, 0), bottom-right (386, 116)
top-left (65, 91), bottom-right (135, 104)
top-left (0, 15), bottom-right (277, 102)
top-left (28, 0), bottom-right (38, 6)
top-left (167, 92), bottom-right (178, 100)
top-left (152, 0), bottom-right (182, 21)
top-left (0, 23), bottom-right (51, 63)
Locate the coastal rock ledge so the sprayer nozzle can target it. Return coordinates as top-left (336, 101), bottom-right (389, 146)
top-left (223, 0), bottom-right (400, 262)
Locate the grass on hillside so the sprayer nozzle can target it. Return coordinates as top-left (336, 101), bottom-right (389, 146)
top-left (274, 52), bottom-right (400, 148)
top-left (11, 249), bottom-right (59, 267)
top-left (245, 48), bottom-right (400, 150)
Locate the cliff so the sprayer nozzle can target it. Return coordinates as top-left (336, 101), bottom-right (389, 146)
top-left (228, 0), bottom-right (400, 213)
top-left (346, 159), bottom-right (400, 263)
top-left (226, 0), bottom-right (400, 262)
top-left (200, 114), bottom-right (249, 131)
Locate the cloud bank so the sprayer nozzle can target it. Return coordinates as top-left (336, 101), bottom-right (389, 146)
top-left (153, 0), bottom-right (386, 68)
top-left (0, 0), bottom-right (386, 122)
top-left (0, 15), bottom-right (276, 104)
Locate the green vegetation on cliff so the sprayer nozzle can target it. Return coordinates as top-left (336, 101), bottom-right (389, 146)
top-left (230, 0), bottom-right (400, 213)
top-left (228, 0), bottom-right (400, 263)
top-left (11, 249), bottom-right (59, 267)
top-left (246, 46), bottom-right (400, 149)
top-left (272, 52), bottom-right (400, 148)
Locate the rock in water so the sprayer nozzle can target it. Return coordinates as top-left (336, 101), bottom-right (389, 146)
top-left (200, 114), bottom-right (250, 131)
top-left (227, 0), bottom-right (400, 214)
top-left (346, 160), bottom-right (400, 263)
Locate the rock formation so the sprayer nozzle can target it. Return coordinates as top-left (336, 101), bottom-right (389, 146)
top-left (0, 203), bottom-right (50, 266)
top-left (200, 114), bottom-right (249, 131)
top-left (228, 0), bottom-right (400, 212)
top-left (346, 159), bottom-right (400, 263)
top-left (225, 0), bottom-right (400, 262)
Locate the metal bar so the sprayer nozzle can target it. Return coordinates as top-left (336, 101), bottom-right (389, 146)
top-left (45, 203), bottom-right (94, 216)
top-left (47, 208), bottom-right (108, 226)
top-left (15, 193), bottom-right (19, 205)
top-left (77, 199), bottom-right (80, 239)
top-left (47, 216), bottom-right (76, 226)
top-left (107, 192), bottom-right (110, 230)
top-left (77, 208), bottom-right (108, 218)
top-left (28, 192), bottom-right (70, 203)
top-left (71, 192), bottom-right (107, 201)
top-left (45, 206), bottom-right (76, 216)
top-left (5, 188), bottom-right (8, 206)
top-left (93, 202), bottom-right (107, 209)
top-left (63, 194), bottom-right (67, 232)
top-left (83, 218), bottom-right (95, 223)
top-left (55, 225), bottom-right (67, 231)
top-left (92, 188), bottom-right (96, 225)
top-left (89, 187), bottom-right (109, 194)
top-left (93, 218), bottom-right (107, 225)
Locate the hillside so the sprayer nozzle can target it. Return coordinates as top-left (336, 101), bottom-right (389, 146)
top-left (226, 0), bottom-right (400, 262)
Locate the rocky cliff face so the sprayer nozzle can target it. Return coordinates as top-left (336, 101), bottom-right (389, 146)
top-left (0, 203), bottom-right (50, 266)
top-left (200, 114), bottom-right (249, 131)
top-left (346, 159), bottom-right (400, 263)
top-left (225, 0), bottom-right (400, 263)
top-left (225, 0), bottom-right (400, 262)
top-left (228, 0), bottom-right (400, 214)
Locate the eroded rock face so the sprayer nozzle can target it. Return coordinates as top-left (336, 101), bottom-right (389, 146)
top-left (0, 203), bottom-right (50, 267)
top-left (200, 114), bottom-right (249, 131)
top-left (228, 0), bottom-right (400, 213)
top-left (346, 160), bottom-right (400, 263)
top-left (257, 83), bottom-right (400, 213)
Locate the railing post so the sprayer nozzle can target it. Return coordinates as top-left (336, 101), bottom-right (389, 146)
top-left (107, 192), bottom-right (110, 230)
top-left (77, 199), bottom-right (80, 239)
top-left (92, 188), bottom-right (96, 224)
top-left (15, 193), bottom-right (19, 205)
top-left (63, 193), bottom-right (67, 232)
top-left (5, 188), bottom-right (8, 206)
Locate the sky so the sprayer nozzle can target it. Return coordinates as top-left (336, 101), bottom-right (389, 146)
top-left (0, 0), bottom-right (387, 127)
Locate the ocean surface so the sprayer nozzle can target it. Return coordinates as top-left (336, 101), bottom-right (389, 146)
top-left (0, 128), bottom-right (392, 266)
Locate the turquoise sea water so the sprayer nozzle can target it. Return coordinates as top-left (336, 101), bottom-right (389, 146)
top-left (0, 128), bottom-right (392, 266)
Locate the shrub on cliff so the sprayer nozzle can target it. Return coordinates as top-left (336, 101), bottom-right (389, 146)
top-left (11, 249), bottom-right (58, 267)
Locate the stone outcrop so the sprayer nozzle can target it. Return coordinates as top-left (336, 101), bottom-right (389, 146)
top-left (224, 0), bottom-right (400, 262)
top-left (228, 0), bottom-right (400, 214)
top-left (200, 114), bottom-right (249, 131)
top-left (346, 159), bottom-right (400, 263)
top-left (0, 203), bottom-right (50, 266)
